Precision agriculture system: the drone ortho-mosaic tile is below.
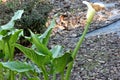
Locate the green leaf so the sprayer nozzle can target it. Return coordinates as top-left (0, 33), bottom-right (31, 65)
top-left (2, 34), bottom-right (11, 42)
top-left (30, 30), bottom-right (52, 56)
top-left (0, 10), bottom-right (24, 30)
top-left (1, 61), bottom-right (34, 73)
top-left (11, 10), bottom-right (24, 21)
top-left (9, 29), bottom-right (23, 58)
top-left (39, 19), bottom-right (56, 46)
top-left (30, 63), bottom-right (42, 74)
top-left (9, 29), bottom-right (23, 44)
top-left (28, 77), bottom-right (40, 80)
top-left (53, 53), bottom-right (73, 73)
top-left (51, 45), bottom-right (64, 58)
top-left (15, 44), bottom-right (51, 66)
top-left (0, 29), bottom-right (22, 48)
top-left (0, 40), bottom-right (4, 50)
top-left (0, 29), bottom-right (23, 60)
top-left (0, 30), bottom-right (8, 36)
top-left (0, 62), bottom-right (4, 79)
top-left (0, 30), bottom-right (10, 42)
top-left (0, 50), bottom-right (5, 59)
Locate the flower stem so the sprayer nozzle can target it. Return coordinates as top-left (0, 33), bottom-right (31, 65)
top-left (41, 65), bottom-right (48, 80)
top-left (65, 61), bottom-right (73, 80)
top-left (18, 73), bottom-right (22, 80)
top-left (7, 42), bottom-right (15, 80)
top-left (52, 73), bottom-right (56, 80)
top-left (10, 70), bottom-right (14, 80)
top-left (7, 42), bottom-right (13, 61)
top-left (61, 71), bottom-right (64, 80)
top-left (65, 21), bottom-right (92, 80)
top-left (72, 22), bottom-right (91, 58)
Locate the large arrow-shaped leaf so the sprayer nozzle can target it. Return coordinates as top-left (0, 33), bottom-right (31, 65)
top-left (1, 61), bottom-right (34, 73)
top-left (53, 53), bottom-right (73, 73)
top-left (39, 19), bottom-right (56, 46)
top-left (30, 30), bottom-right (52, 56)
top-left (15, 44), bottom-right (51, 66)
top-left (9, 29), bottom-right (23, 44)
top-left (0, 10), bottom-right (24, 30)
top-left (50, 45), bottom-right (64, 58)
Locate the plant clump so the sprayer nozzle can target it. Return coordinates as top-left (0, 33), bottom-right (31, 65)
top-left (16, 0), bottom-right (53, 35)
top-left (0, 0), bottom-right (53, 35)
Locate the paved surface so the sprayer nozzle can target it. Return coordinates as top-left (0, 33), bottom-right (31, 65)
top-left (86, 20), bottom-right (120, 38)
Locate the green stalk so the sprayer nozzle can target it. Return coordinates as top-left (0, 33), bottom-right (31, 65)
top-left (65, 61), bottom-right (73, 80)
top-left (7, 42), bottom-right (14, 80)
top-left (0, 66), bottom-right (4, 80)
top-left (3, 41), bottom-right (6, 61)
top-left (72, 22), bottom-right (91, 58)
top-left (25, 72), bottom-right (31, 79)
top-left (61, 71), bottom-right (64, 80)
top-left (40, 65), bottom-right (48, 80)
top-left (65, 21), bottom-right (92, 80)
top-left (52, 73), bottom-right (56, 80)
top-left (18, 73), bottom-right (22, 80)
top-left (7, 42), bottom-right (13, 61)
top-left (10, 70), bottom-right (14, 80)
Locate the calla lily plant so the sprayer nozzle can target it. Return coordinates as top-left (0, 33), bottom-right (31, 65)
top-left (65, 1), bottom-right (105, 80)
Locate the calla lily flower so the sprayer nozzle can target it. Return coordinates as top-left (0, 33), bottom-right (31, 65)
top-left (83, 1), bottom-right (105, 23)
top-left (66, 2), bottom-right (105, 79)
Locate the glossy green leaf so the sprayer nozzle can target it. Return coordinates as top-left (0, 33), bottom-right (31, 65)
top-left (0, 51), bottom-right (4, 59)
top-left (0, 62), bottom-right (4, 80)
top-left (0, 30), bottom-right (8, 36)
top-left (15, 44), bottom-right (51, 66)
top-left (30, 30), bottom-right (52, 56)
top-left (0, 10), bottom-right (24, 30)
top-left (9, 29), bottom-right (23, 44)
top-left (51, 45), bottom-right (64, 58)
top-left (4, 43), bottom-right (9, 59)
top-left (39, 19), bottom-right (56, 46)
top-left (0, 30), bottom-right (10, 42)
top-left (0, 40), bottom-right (4, 50)
top-left (11, 10), bottom-right (24, 21)
top-left (0, 35), bottom-right (2, 40)
top-left (53, 53), bottom-right (73, 73)
top-left (1, 61), bottom-right (34, 73)
top-left (9, 29), bottom-right (23, 58)
top-left (2, 34), bottom-right (11, 42)
top-left (0, 29), bottom-right (23, 59)
top-left (30, 63), bottom-right (42, 74)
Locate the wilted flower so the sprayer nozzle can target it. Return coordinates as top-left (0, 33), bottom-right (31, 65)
top-left (83, 1), bottom-right (105, 23)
